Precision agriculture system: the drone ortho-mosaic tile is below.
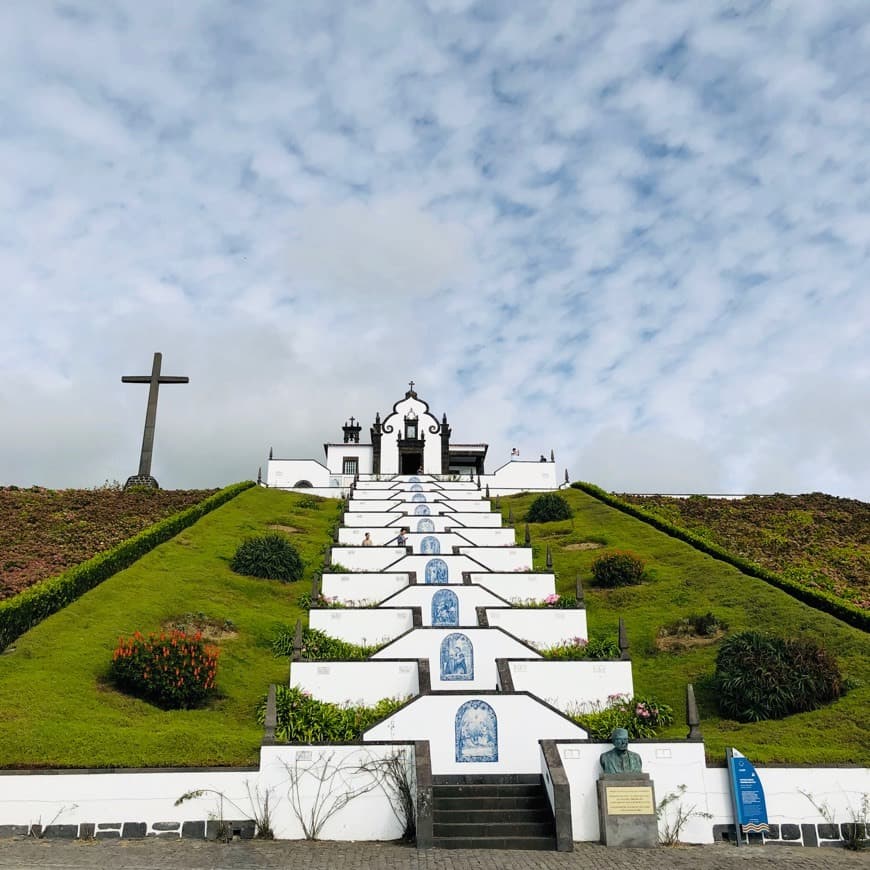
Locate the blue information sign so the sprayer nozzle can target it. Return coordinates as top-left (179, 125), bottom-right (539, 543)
top-left (727, 748), bottom-right (769, 837)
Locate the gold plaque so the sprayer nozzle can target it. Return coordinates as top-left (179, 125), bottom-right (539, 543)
top-left (606, 786), bottom-right (655, 815)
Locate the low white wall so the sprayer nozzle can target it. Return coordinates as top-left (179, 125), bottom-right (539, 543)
top-left (458, 547), bottom-right (533, 571)
top-left (338, 528), bottom-right (407, 546)
top-left (330, 547), bottom-right (408, 572)
top-left (344, 513), bottom-right (502, 531)
top-left (308, 609), bottom-right (414, 646)
top-left (321, 572), bottom-right (411, 604)
top-left (394, 554), bottom-right (488, 582)
top-left (508, 660), bottom-right (633, 710)
top-left (258, 744), bottom-right (413, 840)
top-left (483, 461), bottom-right (558, 492)
top-left (380, 584), bottom-right (510, 626)
top-left (349, 501), bottom-right (458, 514)
top-left (365, 694), bottom-right (585, 774)
top-left (450, 528), bottom-right (516, 546)
top-left (268, 459), bottom-right (330, 488)
top-left (290, 660), bottom-right (419, 705)
top-left (702, 765), bottom-right (870, 844)
top-left (467, 572), bottom-right (556, 600)
top-left (558, 741), bottom-right (711, 843)
top-left (486, 608), bottom-right (588, 648)
top-left (557, 742), bottom-right (870, 845)
top-left (372, 628), bottom-right (539, 691)
top-left (444, 513), bottom-right (502, 528)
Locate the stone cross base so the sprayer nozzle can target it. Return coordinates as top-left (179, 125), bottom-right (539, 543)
top-left (597, 773), bottom-right (657, 848)
top-left (124, 475), bottom-right (160, 491)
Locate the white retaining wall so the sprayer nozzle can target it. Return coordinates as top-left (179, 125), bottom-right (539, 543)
top-left (267, 459), bottom-right (330, 488)
top-left (485, 608), bottom-right (588, 647)
top-left (449, 528), bottom-right (516, 546)
top-left (331, 547), bottom-right (408, 572)
top-left (482, 461), bottom-right (558, 493)
top-left (290, 660), bottom-right (419, 705)
top-left (380, 585), bottom-right (510, 626)
top-left (343, 512), bottom-right (502, 529)
top-left (372, 628), bottom-right (539, 691)
top-left (508, 660), bottom-right (633, 710)
top-left (320, 573), bottom-right (411, 604)
top-left (467, 572), bottom-right (556, 600)
top-left (555, 741), bottom-right (870, 845)
top-left (365, 694), bottom-right (586, 774)
top-left (308, 609), bottom-right (415, 646)
top-left (457, 547), bottom-right (533, 571)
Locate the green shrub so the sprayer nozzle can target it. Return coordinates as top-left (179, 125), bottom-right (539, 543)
top-left (590, 551), bottom-right (646, 587)
top-left (230, 533), bottom-right (303, 582)
top-left (713, 631), bottom-right (844, 722)
top-left (256, 686), bottom-right (405, 742)
top-left (110, 630), bottom-right (220, 709)
top-left (526, 493), bottom-right (573, 523)
top-left (296, 495), bottom-right (321, 510)
top-left (571, 694), bottom-right (674, 739)
top-left (271, 626), bottom-right (380, 660)
top-left (0, 482), bottom-right (253, 652)
top-left (540, 635), bottom-right (619, 660)
top-left (571, 481), bottom-right (869, 631)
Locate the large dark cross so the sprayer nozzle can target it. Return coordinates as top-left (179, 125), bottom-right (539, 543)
top-left (122, 352), bottom-right (189, 479)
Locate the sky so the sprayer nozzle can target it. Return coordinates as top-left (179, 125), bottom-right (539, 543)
top-left (1, 0), bottom-right (869, 498)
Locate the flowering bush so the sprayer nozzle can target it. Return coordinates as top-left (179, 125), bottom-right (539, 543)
top-left (570, 693), bottom-right (674, 739)
top-left (110, 630), bottom-right (220, 709)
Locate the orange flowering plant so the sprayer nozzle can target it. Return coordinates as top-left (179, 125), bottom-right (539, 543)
top-left (110, 629), bottom-right (220, 709)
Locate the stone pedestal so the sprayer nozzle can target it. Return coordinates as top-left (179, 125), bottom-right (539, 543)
top-left (597, 773), bottom-right (657, 848)
top-left (124, 475), bottom-right (159, 490)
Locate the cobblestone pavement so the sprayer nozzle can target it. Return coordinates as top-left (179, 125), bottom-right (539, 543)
top-left (0, 839), bottom-right (867, 870)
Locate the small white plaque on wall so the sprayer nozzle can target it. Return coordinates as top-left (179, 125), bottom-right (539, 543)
top-left (317, 666), bottom-right (331, 675)
top-left (399, 664), bottom-right (412, 673)
top-left (593, 664), bottom-right (606, 673)
top-left (330, 613), bottom-right (340, 620)
top-left (564, 749), bottom-right (581, 759)
top-left (341, 576), bottom-right (351, 582)
top-left (655, 748), bottom-right (672, 759)
top-left (514, 663), bottom-right (527, 672)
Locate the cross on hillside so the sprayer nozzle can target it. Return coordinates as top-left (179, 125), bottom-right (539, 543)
top-left (122, 352), bottom-right (189, 487)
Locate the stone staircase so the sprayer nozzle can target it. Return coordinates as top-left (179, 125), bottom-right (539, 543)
top-left (431, 774), bottom-right (556, 850)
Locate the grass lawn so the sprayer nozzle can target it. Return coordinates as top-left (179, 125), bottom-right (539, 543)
top-left (507, 488), bottom-right (870, 765)
top-left (0, 487), bottom-right (340, 769)
top-left (1, 484), bottom-right (867, 768)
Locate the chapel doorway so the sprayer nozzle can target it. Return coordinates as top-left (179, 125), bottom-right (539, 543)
top-left (401, 452), bottom-right (423, 474)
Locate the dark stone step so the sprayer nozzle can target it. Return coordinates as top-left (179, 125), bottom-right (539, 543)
top-left (434, 795), bottom-right (549, 812)
top-left (432, 773), bottom-right (542, 786)
top-left (434, 821), bottom-right (554, 839)
top-left (434, 806), bottom-right (551, 822)
top-left (432, 835), bottom-right (556, 851)
top-left (432, 783), bottom-right (542, 799)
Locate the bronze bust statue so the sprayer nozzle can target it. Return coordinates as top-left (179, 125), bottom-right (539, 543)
top-left (599, 727), bottom-right (643, 774)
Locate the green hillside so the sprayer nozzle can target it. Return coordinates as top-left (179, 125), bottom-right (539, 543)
top-left (507, 488), bottom-right (869, 765)
top-left (0, 484), bottom-right (867, 768)
top-left (0, 487), bottom-right (338, 768)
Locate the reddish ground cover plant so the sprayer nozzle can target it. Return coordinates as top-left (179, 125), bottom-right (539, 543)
top-left (619, 493), bottom-right (869, 610)
top-left (0, 486), bottom-right (216, 600)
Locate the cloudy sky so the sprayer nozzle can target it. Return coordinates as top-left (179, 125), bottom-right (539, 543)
top-left (2, 0), bottom-right (869, 498)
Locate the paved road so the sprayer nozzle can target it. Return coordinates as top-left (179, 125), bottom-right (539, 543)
top-left (0, 839), bottom-right (866, 869)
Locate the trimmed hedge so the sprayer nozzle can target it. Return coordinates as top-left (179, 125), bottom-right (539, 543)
top-left (571, 481), bottom-right (869, 632)
top-left (0, 481), bottom-right (254, 650)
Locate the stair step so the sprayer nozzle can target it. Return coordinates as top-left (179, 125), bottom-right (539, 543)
top-left (432, 773), bottom-right (542, 786)
top-left (433, 795), bottom-right (549, 812)
top-left (434, 807), bottom-right (550, 823)
top-left (432, 783), bottom-right (542, 799)
top-left (434, 821), bottom-right (554, 838)
top-left (432, 835), bottom-right (556, 851)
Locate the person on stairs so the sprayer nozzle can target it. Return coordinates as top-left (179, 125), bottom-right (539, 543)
top-left (362, 532), bottom-right (373, 546)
